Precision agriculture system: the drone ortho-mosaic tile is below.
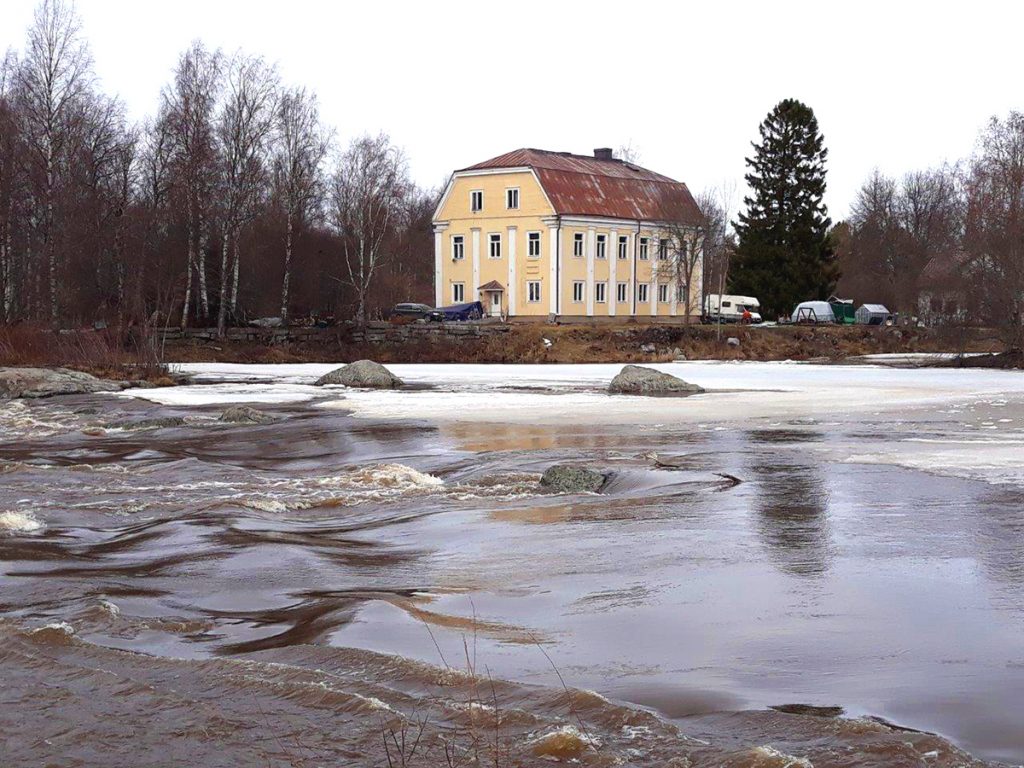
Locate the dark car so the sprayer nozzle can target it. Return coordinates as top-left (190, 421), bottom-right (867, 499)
top-left (390, 303), bottom-right (435, 320)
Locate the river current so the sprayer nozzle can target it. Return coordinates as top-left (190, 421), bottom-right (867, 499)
top-left (2, 361), bottom-right (1023, 767)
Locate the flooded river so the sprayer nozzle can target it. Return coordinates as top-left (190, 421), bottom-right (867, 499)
top-left (2, 361), bottom-right (1023, 767)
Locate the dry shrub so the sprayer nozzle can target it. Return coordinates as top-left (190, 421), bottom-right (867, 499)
top-left (0, 324), bottom-right (169, 381)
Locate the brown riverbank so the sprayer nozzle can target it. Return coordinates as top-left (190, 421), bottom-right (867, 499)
top-left (163, 322), bottom-right (1004, 365)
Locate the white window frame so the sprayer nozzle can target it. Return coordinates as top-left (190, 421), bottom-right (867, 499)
top-left (616, 281), bottom-right (628, 303)
top-left (617, 236), bottom-right (628, 260)
top-left (595, 234), bottom-right (607, 259)
top-left (595, 282), bottom-right (607, 303)
top-left (527, 231), bottom-right (541, 258)
top-left (639, 237), bottom-right (649, 260)
top-left (470, 190), bottom-right (483, 212)
top-left (506, 187), bottom-right (519, 210)
top-left (451, 235), bottom-right (464, 261)
top-left (452, 282), bottom-right (465, 303)
top-left (676, 283), bottom-right (686, 302)
top-left (573, 232), bottom-right (584, 257)
top-left (658, 238), bottom-right (669, 261)
top-left (637, 283), bottom-right (649, 303)
top-left (572, 281), bottom-right (585, 303)
top-left (527, 280), bottom-right (542, 303)
top-left (658, 283), bottom-right (669, 303)
top-left (488, 233), bottom-right (501, 259)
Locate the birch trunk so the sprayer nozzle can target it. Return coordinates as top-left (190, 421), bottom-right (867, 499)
top-left (216, 229), bottom-right (230, 336)
top-left (280, 209), bottom-right (293, 321)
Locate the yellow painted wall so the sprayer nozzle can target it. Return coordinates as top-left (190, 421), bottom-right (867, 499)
top-left (434, 170), bottom-right (702, 319)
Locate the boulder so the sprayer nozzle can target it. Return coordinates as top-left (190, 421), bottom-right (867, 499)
top-left (124, 416), bottom-right (187, 430)
top-left (248, 316), bottom-right (284, 328)
top-left (539, 465), bottom-right (608, 494)
top-left (727, 337), bottom-right (741, 347)
top-left (608, 365), bottom-right (704, 395)
top-left (0, 367), bottom-right (124, 399)
top-left (314, 360), bottom-right (403, 389)
top-left (218, 405), bottom-right (279, 425)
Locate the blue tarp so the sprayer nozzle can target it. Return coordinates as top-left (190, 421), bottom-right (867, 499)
top-left (437, 301), bottom-right (484, 321)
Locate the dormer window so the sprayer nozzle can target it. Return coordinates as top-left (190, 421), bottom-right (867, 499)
top-left (470, 190), bottom-right (483, 212)
top-left (506, 188), bottom-right (519, 209)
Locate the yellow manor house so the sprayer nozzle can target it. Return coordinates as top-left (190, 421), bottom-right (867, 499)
top-left (432, 147), bottom-right (705, 321)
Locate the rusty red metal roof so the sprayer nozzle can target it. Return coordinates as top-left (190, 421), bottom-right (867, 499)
top-left (478, 280), bottom-right (504, 291)
top-left (462, 148), bottom-right (703, 225)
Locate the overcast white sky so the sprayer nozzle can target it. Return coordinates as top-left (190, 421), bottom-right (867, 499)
top-left (2, 0), bottom-right (1021, 219)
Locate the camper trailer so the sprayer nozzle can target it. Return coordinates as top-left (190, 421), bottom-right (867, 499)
top-left (704, 294), bottom-right (762, 324)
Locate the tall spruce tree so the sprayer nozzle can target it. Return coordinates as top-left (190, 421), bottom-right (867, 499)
top-left (731, 99), bottom-right (837, 318)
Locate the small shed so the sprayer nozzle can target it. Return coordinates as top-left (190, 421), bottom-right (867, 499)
top-left (856, 304), bottom-right (892, 325)
top-left (828, 296), bottom-right (856, 324)
top-left (793, 300), bottom-right (835, 323)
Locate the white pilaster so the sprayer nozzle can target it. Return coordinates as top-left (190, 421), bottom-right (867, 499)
top-left (549, 225), bottom-right (560, 315)
top-left (471, 228), bottom-right (481, 304)
top-left (507, 226), bottom-right (517, 316)
top-left (433, 227), bottom-right (444, 307)
top-left (608, 228), bottom-right (618, 317)
top-left (586, 227), bottom-right (596, 316)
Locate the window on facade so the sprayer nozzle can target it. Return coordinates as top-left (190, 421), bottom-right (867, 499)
top-left (676, 284), bottom-right (685, 302)
top-left (639, 237), bottom-right (649, 260)
top-left (451, 235), bottom-right (464, 260)
top-left (573, 233), bottom-right (584, 257)
top-left (452, 283), bottom-right (465, 303)
top-left (489, 233), bottom-right (501, 259)
top-left (572, 281), bottom-right (585, 303)
top-left (595, 234), bottom-right (607, 259)
top-left (506, 188), bottom-right (519, 209)
top-left (618, 236), bottom-right (628, 259)
top-left (470, 190), bottom-right (483, 212)
top-left (637, 283), bottom-right (649, 303)
top-left (616, 282), bottom-right (628, 303)
top-left (658, 283), bottom-right (669, 303)
top-left (595, 282), bottom-right (607, 303)
top-left (527, 231), bottom-right (541, 257)
top-left (527, 281), bottom-right (542, 303)
top-left (658, 238), bottom-right (669, 260)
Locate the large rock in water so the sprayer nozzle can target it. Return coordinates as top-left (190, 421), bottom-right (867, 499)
top-left (608, 365), bottom-right (704, 395)
top-left (0, 367), bottom-right (124, 399)
top-left (314, 360), bottom-right (403, 389)
top-left (219, 405), bottom-right (278, 424)
top-left (539, 465), bottom-right (607, 494)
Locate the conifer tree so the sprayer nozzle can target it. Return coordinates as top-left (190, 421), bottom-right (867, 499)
top-left (731, 99), bottom-right (837, 318)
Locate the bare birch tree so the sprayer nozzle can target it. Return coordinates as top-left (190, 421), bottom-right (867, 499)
top-left (271, 86), bottom-right (329, 321)
top-left (215, 53), bottom-right (278, 335)
top-left (965, 112), bottom-right (1024, 349)
top-left (330, 132), bottom-right (409, 323)
top-left (17, 0), bottom-right (92, 323)
top-left (163, 42), bottom-right (221, 325)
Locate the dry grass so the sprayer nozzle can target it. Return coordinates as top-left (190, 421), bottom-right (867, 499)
top-left (0, 324), bottom-right (170, 381)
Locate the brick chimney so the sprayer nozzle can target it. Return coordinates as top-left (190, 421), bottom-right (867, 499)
top-left (593, 147), bottom-right (614, 161)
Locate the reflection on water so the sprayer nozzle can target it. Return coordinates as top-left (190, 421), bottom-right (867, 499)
top-left (747, 444), bottom-right (833, 577)
top-left (1, 381), bottom-right (1023, 766)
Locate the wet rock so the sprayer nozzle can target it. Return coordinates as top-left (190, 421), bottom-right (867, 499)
top-left (770, 703), bottom-right (845, 718)
top-left (124, 416), bottom-right (187, 430)
top-left (539, 464), bottom-right (607, 494)
top-left (314, 360), bottom-right (403, 389)
top-left (218, 405), bottom-right (279, 425)
top-left (0, 367), bottom-right (124, 399)
top-left (608, 365), bottom-right (704, 395)
top-left (727, 337), bottom-right (741, 347)
top-left (81, 426), bottom-right (106, 437)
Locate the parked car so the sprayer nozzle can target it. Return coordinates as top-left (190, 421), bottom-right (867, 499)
top-left (703, 294), bottom-right (763, 323)
top-left (435, 301), bottom-right (484, 322)
top-left (390, 302), bottom-right (435, 320)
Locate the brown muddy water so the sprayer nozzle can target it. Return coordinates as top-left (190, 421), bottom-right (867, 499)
top-left (1, 362), bottom-right (1023, 767)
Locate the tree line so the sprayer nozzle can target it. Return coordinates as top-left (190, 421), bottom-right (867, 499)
top-left (728, 98), bottom-right (1024, 348)
top-left (0, 0), bottom-right (434, 332)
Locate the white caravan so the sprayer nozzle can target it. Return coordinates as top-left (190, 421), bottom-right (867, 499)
top-left (704, 294), bottom-right (763, 323)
